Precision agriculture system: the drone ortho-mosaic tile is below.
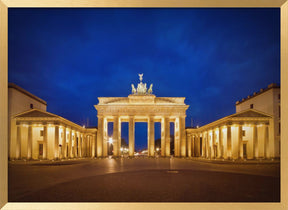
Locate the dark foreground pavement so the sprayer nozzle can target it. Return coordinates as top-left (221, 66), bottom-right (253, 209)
top-left (8, 157), bottom-right (280, 202)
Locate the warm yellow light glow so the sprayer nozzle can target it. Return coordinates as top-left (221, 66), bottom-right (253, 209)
top-left (108, 137), bottom-right (113, 144)
top-left (156, 148), bottom-right (159, 151)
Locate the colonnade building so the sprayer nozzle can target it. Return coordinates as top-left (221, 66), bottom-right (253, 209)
top-left (8, 79), bottom-right (280, 160)
top-left (186, 83), bottom-right (280, 160)
top-left (9, 83), bottom-right (97, 160)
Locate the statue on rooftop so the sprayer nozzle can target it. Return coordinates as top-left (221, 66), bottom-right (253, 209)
top-left (148, 84), bottom-right (153, 94)
top-left (131, 73), bottom-right (153, 95)
top-left (139, 73), bottom-right (143, 82)
top-left (131, 84), bottom-right (136, 94)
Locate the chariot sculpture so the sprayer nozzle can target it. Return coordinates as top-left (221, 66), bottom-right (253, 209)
top-left (131, 74), bottom-right (153, 95)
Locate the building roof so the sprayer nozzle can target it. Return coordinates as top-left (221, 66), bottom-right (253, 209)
top-left (13, 109), bottom-right (97, 133)
top-left (235, 83), bottom-right (280, 105)
top-left (8, 83), bottom-right (47, 105)
top-left (186, 109), bottom-right (272, 132)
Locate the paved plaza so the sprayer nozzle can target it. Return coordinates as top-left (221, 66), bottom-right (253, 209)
top-left (8, 158), bottom-right (280, 202)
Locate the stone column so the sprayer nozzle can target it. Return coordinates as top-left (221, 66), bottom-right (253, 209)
top-left (79, 133), bottom-right (82, 158)
top-left (54, 125), bottom-right (59, 159)
top-left (187, 133), bottom-right (192, 157)
top-left (227, 124), bottom-right (232, 159)
top-left (73, 132), bottom-right (77, 157)
top-left (203, 133), bottom-right (206, 158)
top-left (86, 135), bottom-right (89, 157)
top-left (113, 116), bottom-right (120, 156)
top-left (103, 118), bottom-right (108, 157)
top-left (148, 116), bottom-right (155, 157)
top-left (68, 129), bottom-right (72, 158)
top-left (161, 117), bottom-right (166, 157)
top-left (16, 124), bottom-right (21, 159)
top-left (91, 134), bottom-right (96, 158)
top-left (97, 116), bottom-right (103, 157)
top-left (62, 127), bottom-right (66, 158)
top-left (253, 124), bottom-right (258, 158)
top-left (129, 116), bottom-right (135, 157)
top-left (76, 132), bottom-right (79, 157)
top-left (86, 135), bottom-right (89, 156)
top-left (197, 135), bottom-right (201, 157)
top-left (238, 124), bottom-right (243, 159)
top-left (191, 135), bottom-right (195, 157)
top-left (180, 116), bottom-right (186, 157)
top-left (206, 132), bottom-right (209, 158)
top-left (118, 119), bottom-right (122, 157)
top-left (211, 129), bottom-right (215, 158)
top-left (43, 124), bottom-right (48, 159)
top-left (27, 124), bottom-right (33, 160)
top-left (165, 117), bottom-right (170, 157)
top-left (83, 135), bottom-right (86, 157)
top-left (219, 126), bottom-right (224, 158)
top-left (174, 118), bottom-right (181, 157)
top-left (264, 124), bottom-right (269, 158)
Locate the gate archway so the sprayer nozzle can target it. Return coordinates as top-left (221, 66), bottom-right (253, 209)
top-left (95, 74), bottom-right (189, 157)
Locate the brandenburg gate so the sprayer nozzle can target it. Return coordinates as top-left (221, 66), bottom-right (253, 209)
top-left (95, 74), bottom-right (189, 157)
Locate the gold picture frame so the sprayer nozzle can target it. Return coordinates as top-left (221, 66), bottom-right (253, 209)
top-left (1, 0), bottom-right (287, 209)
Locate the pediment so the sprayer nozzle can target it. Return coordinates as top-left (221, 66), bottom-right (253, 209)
top-left (14, 109), bottom-right (58, 118)
top-left (232, 109), bottom-right (271, 118)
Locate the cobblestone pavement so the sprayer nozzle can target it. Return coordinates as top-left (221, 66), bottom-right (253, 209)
top-left (8, 157), bottom-right (280, 202)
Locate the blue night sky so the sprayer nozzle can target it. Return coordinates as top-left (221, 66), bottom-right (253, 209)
top-left (8, 8), bottom-right (280, 150)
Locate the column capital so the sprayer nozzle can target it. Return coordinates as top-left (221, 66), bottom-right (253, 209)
top-left (234, 122), bottom-right (244, 126)
top-left (149, 115), bottom-right (155, 119)
top-left (225, 122), bottom-right (232, 126)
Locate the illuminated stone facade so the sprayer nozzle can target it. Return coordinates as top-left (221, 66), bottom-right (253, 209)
top-left (235, 83), bottom-right (280, 158)
top-left (95, 95), bottom-right (189, 157)
top-left (186, 109), bottom-right (274, 159)
top-left (9, 84), bottom-right (97, 160)
top-left (95, 74), bottom-right (189, 157)
top-left (9, 80), bottom-right (279, 160)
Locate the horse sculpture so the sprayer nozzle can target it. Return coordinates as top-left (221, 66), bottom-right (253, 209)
top-left (131, 84), bottom-right (136, 94)
top-left (148, 84), bottom-right (153, 94)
